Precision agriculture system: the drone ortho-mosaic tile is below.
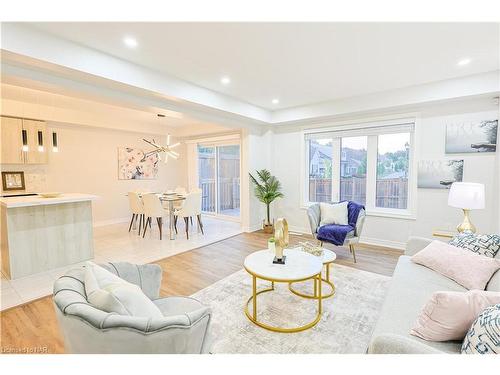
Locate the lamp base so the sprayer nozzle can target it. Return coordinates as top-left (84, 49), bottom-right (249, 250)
top-left (457, 209), bottom-right (476, 233)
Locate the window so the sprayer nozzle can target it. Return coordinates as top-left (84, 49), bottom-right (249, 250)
top-left (198, 144), bottom-right (240, 218)
top-left (198, 145), bottom-right (216, 213)
top-left (340, 136), bottom-right (367, 205)
top-left (308, 138), bottom-right (332, 202)
top-left (376, 133), bottom-right (410, 209)
top-left (217, 145), bottom-right (240, 217)
top-left (304, 121), bottom-right (415, 217)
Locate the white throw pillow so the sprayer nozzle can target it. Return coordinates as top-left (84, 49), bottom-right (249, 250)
top-left (84, 262), bottom-right (163, 319)
top-left (319, 201), bottom-right (349, 226)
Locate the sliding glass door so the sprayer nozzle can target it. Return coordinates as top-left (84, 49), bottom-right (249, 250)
top-left (198, 146), bottom-right (216, 213)
top-left (198, 143), bottom-right (240, 219)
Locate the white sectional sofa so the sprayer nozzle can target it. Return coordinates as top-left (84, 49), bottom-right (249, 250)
top-left (368, 236), bottom-right (500, 354)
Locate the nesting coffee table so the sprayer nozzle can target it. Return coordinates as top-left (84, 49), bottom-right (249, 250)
top-left (288, 249), bottom-right (337, 299)
top-left (243, 248), bottom-right (324, 333)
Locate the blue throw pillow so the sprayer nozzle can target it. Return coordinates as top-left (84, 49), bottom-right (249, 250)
top-left (449, 233), bottom-right (500, 258)
top-left (461, 304), bottom-right (500, 354)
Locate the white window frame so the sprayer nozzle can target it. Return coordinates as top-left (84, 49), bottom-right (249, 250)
top-left (300, 115), bottom-right (419, 220)
top-left (186, 133), bottom-right (242, 223)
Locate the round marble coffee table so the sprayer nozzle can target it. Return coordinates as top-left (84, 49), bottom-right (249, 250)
top-left (243, 248), bottom-right (323, 333)
top-left (288, 249), bottom-right (336, 299)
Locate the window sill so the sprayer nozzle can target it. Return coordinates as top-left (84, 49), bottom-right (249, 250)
top-left (300, 203), bottom-right (416, 220)
top-left (365, 209), bottom-right (416, 220)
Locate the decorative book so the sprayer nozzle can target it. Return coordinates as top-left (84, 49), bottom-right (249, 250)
top-left (299, 241), bottom-right (324, 257)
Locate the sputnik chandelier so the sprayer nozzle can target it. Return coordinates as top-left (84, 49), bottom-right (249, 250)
top-left (142, 134), bottom-right (180, 163)
top-left (141, 113), bottom-right (181, 163)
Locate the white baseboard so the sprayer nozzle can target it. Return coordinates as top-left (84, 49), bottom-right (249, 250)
top-left (288, 226), bottom-right (404, 251)
top-left (288, 226), bottom-right (313, 236)
top-left (93, 217), bottom-right (130, 228)
top-left (242, 223), bottom-right (262, 233)
top-left (359, 236), bottom-right (405, 251)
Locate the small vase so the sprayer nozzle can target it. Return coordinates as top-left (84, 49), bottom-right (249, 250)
top-left (268, 240), bottom-right (275, 253)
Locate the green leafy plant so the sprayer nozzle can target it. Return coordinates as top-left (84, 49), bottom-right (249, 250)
top-left (249, 169), bottom-right (284, 226)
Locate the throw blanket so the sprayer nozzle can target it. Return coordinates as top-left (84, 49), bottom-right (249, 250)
top-left (317, 201), bottom-right (364, 246)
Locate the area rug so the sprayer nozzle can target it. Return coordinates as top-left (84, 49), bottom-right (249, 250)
top-left (191, 263), bottom-right (391, 353)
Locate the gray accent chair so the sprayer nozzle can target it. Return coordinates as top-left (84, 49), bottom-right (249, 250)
top-left (368, 236), bottom-right (500, 354)
top-left (53, 262), bottom-right (212, 354)
top-left (307, 203), bottom-right (366, 262)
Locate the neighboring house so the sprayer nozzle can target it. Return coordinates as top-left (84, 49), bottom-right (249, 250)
top-left (309, 144), bottom-right (333, 177)
top-left (310, 143), bottom-right (366, 178)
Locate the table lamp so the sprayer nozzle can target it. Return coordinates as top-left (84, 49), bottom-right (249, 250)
top-left (448, 182), bottom-right (485, 233)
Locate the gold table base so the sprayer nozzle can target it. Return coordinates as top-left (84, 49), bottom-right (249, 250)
top-left (288, 263), bottom-right (335, 299)
top-left (244, 273), bottom-right (323, 333)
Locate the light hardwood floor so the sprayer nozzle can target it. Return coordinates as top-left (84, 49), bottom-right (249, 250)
top-left (0, 231), bottom-right (402, 354)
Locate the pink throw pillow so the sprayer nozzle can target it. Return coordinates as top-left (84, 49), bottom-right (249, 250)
top-left (411, 290), bottom-right (500, 341)
top-left (411, 240), bottom-right (500, 290)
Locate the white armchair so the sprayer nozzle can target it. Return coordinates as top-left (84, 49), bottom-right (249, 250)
top-left (307, 202), bottom-right (366, 263)
top-left (53, 262), bottom-right (212, 353)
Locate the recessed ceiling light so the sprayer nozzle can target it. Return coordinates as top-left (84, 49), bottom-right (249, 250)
top-left (272, 98), bottom-right (280, 105)
top-left (220, 76), bottom-right (231, 85)
top-left (123, 36), bottom-right (138, 48)
top-left (457, 58), bottom-right (471, 66)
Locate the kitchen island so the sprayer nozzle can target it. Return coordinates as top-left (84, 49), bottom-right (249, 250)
top-left (0, 193), bottom-right (97, 279)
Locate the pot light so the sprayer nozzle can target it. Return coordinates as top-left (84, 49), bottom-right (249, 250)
top-left (220, 76), bottom-right (231, 85)
top-left (272, 98), bottom-right (280, 105)
top-left (457, 58), bottom-right (471, 66)
top-left (123, 36), bottom-right (138, 48)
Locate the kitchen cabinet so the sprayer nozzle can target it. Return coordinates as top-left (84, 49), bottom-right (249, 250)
top-left (0, 116), bottom-right (48, 164)
top-left (0, 116), bottom-right (23, 164)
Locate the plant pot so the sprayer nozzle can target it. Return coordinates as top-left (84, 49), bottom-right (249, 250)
top-left (263, 224), bottom-right (274, 234)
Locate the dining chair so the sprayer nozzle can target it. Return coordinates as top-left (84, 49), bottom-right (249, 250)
top-left (142, 193), bottom-right (169, 240)
top-left (173, 186), bottom-right (187, 211)
top-left (186, 188), bottom-right (202, 225)
top-left (128, 192), bottom-right (145, 235)
top-left (175, 186), bottom-right (187, 195)
top-left (174, 191), bottom-right (203, 239)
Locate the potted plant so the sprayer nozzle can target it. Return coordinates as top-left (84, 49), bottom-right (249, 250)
top-left (249, 169), bottom-right (284, 233)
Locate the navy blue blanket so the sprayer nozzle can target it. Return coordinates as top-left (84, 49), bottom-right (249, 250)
top-left (317, 201), bottom-right (364, 246)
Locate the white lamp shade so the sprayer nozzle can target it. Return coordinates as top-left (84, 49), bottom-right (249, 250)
top-left (448, 182), bottom-right (485, 210)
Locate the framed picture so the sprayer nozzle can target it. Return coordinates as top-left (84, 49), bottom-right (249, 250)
top-left (445, 120), bottom-right (498, 153)
top-left (417, 160), bottom-right (464, 189)
top-left (2, 171), bottom-right (26, 191)
top-left (117, 147), bottom-right (159, 180)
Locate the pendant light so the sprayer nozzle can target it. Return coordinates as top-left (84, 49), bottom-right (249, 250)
top-left (37, 131), bottom-right (44, 152)
top-left (52, 132), bottom-right (59, 152)
top-left (22, 129), bottom-right (29, 151)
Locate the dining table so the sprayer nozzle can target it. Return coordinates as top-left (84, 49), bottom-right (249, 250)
top-left (127, 192), bottom-right (185, 240)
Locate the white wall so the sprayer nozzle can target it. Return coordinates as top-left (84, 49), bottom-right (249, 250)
top-left (270, 98), bottom-right (499, 249)
top-left (0, 122), bottom-right (187, 225)
top-left (241, 127), bottom-right (273, 232)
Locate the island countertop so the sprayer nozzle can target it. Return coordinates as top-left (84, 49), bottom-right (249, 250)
top-left (0, 193), bottom-right (98, 208)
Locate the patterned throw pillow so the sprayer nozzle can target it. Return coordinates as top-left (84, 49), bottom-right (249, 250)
top-left (449, 233), bottom-right (500, 258)
top-left (461, 304), bottom-right (500, 354)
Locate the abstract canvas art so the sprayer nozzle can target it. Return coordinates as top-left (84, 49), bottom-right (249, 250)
top-left (118, 147), bottom-right (159, 180)
top-left (445, 120), bottom-right (498, 153)
top-left (417, 159), bottom-right (464, 189)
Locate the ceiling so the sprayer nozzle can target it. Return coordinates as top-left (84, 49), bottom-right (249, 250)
top-left (1, 81), bottom-right (231, 136)
top-left (19, 22), bottom-right (500, 110)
